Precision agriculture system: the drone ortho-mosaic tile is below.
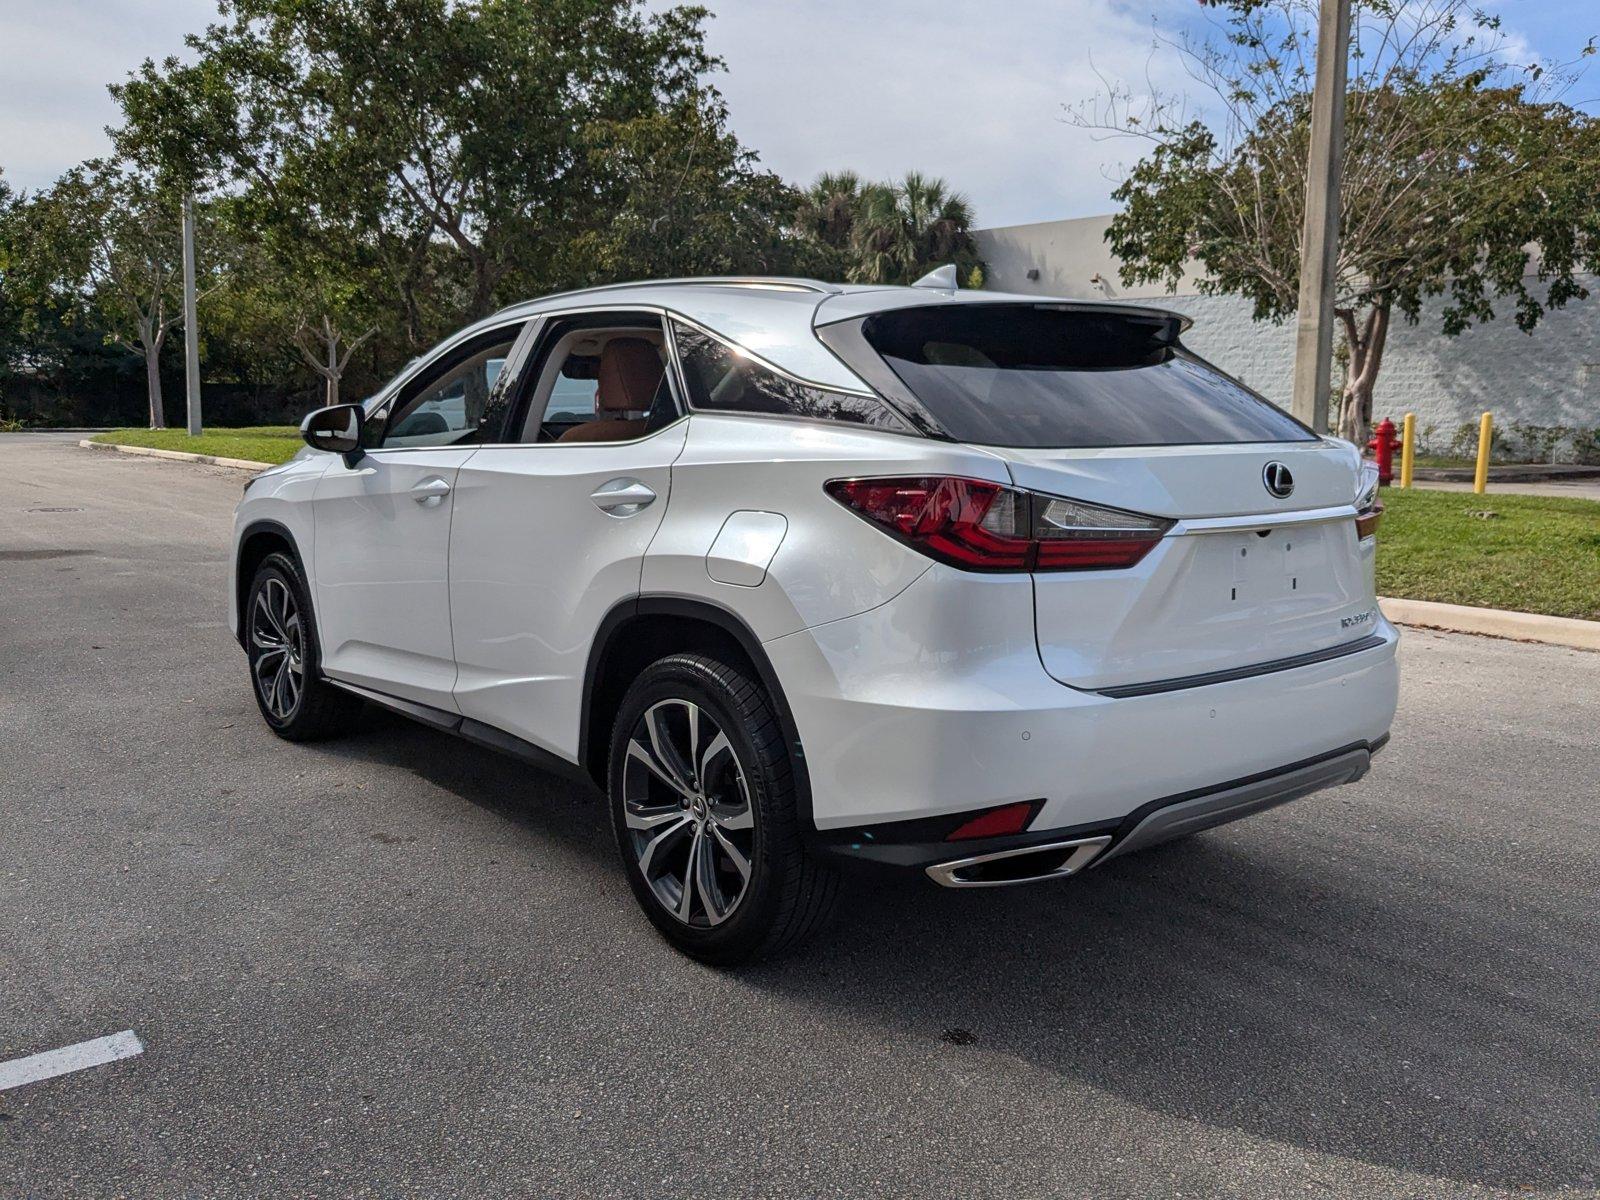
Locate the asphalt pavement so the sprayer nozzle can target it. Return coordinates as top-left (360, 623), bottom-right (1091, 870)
top-left (2, 434), bottom-right (1596, 1199)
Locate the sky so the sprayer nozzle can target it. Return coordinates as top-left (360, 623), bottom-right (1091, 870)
top-left (1, 0), bottom-right (1595, 229)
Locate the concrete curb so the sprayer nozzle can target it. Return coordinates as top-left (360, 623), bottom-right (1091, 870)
top-left (80, 439), bottom-right (269, 473)
top-left (1379, 596), bottom-right (1600, 652)
top-left (1411, 464), bottom-right (1600, 484)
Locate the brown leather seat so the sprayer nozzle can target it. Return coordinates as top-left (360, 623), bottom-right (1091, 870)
top-left (557, 337), bottom-right (662, 442)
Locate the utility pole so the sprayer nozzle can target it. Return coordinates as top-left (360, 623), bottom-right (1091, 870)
top-left (182, 193), bottom-right (203, 437)
top-left (1290, 0), bottom-right (1351, 435)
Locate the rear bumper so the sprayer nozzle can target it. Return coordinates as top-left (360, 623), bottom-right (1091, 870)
top-left (1093, 741), bottom-right (1376, 865)
top-left (813, 738), bottom-right (1386, 882)
top-left (763, 564), bottom-right (1399, 836)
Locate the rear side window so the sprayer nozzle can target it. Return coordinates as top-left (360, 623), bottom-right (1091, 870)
top-left (831, 304), bottom-right (1315, 449)
top-left (671, 321), bottom-right (910, 432)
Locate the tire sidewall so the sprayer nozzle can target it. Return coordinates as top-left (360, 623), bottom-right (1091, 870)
top-left (607, 656), bottom-right (791, 960)
top-left (246, 553), bottom-right (317, 732)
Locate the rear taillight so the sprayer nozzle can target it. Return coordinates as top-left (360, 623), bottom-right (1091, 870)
top-left (1355, 501), bottom-right (1383, 540)
top-left (1355, 462), bottom-right (1382, 539)
top-left (824, 476), bottom-right (1171, 572)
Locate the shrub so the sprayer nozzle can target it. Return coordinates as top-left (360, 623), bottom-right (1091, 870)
top-left (1506, 423), bottom-right (1569, 464)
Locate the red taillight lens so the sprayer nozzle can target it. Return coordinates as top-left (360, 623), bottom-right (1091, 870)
top-left (825, 476), bottom-right (1169, 572)
top-left (823, 476), bottom-right (1030, 569)
top-left (945, 800), bottom-right (1039, 841)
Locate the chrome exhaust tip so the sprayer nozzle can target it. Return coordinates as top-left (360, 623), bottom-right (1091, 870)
top-left (925, 835), bottom-right (1113, 889)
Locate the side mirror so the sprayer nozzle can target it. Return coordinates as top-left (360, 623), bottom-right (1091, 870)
top-left (300, 403), bottom-right (366, 467)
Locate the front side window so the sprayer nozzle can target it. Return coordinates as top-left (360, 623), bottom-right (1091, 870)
top-left (671, 321), bottom-right (910, 432)
top-left (369, 328), bottom-right (522, 449)
top-left (825, 304), bottom-right (1316, 449)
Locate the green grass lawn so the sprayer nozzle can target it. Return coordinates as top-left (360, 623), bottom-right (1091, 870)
top-left (1376, 488), bottom-right (1600, 620)
top-left (92, 425), bottom-right (303, 465)
top-left (1410, 454), bottom-right (1482, 469)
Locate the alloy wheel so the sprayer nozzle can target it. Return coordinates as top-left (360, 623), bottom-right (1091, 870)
top-left (622, 698), bottom-right (756, 927)
top-left (250, 576), bottom-right (305, 721)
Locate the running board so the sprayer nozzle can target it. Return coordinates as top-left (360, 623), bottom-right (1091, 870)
top-left (322, 678), bottom-right (595, 788)
top-left (326, 679), bottom-right (462, 731)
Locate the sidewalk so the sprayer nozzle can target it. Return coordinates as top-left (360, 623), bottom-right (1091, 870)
top-left (1409, 479), bottom-right (1600, 501)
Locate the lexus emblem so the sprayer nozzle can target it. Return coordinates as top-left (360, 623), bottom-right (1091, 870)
top-left (1262, 462), bottom-right (1295, 499)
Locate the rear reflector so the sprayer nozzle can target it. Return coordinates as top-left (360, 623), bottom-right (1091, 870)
top-left (945, 800), bottom-right (1039, 841)
top-left (825, 476), bottom-right (1170, 572)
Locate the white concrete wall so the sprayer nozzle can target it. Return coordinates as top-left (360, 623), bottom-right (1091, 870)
top-left (974, 217), bottom-right (1600, 451)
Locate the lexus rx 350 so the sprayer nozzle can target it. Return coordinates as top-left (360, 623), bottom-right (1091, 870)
top-left (230, 275), bottom-right (1398, 963)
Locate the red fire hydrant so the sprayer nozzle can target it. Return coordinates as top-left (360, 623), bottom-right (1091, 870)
top-left (1368, 417), bottom-right (1401, 486)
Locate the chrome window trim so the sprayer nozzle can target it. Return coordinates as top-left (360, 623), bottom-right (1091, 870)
top-left (345, 300), bottom-right (895, 458)
top-left (365, 303), bottom-right (873, 409)
top-left (463, 412), bottom-right (692, 454)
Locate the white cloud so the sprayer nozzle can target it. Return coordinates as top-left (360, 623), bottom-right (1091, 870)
top-left (1, 0), bottom-right (1196, 223)
top-left (684, 0), bottom-right (1203, 227)
top-left (0, 0), bottom-right (215, 192)
top-left (9, 1), bottom-right (1582, 228)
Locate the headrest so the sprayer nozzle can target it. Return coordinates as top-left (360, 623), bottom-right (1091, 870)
top-left (597, 338), bottom-right (663, 413)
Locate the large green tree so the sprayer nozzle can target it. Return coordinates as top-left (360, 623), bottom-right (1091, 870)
top-left (210, 187), bottom-right (400, 408)
top-left (1071, 0), bottom-right (1600, 441)
top-left (556, 90), bottom-right (821, 285)
top-left (113, 0), bottom-right (739, 332)
top-left (0, 170), bottom-right (23, 415)
top-left (1, 169), bottom-right (139, 427)
top-left (14, 163), bottom-right (225, 428)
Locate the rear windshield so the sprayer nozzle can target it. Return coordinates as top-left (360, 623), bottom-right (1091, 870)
top-left (837, 304), bottom-right (1315, 449)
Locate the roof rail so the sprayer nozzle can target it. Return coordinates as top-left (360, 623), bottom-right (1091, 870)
top-left (494, 276), bottom-right (842, 316)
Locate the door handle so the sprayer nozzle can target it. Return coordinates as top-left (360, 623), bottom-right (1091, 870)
top-left (590, 478), bottom-right (656, 516)
top-left (412, 477), bottom-right (452, 506)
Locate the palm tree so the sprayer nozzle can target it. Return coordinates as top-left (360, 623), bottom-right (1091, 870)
top-left (843, 172), bottom-right (980, 285)
top-left (796, 171), bottom-right (869, 251)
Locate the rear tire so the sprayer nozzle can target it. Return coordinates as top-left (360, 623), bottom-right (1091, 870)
top-left (607, 652), bottom-right (837, 965)
top-left (244, 552), bottom-right (362, 742)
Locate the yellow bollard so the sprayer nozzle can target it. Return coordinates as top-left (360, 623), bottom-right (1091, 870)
top-left (1473, 411), bottom-right (1492, 495)
top-left (1400, 412), bottom-right (1416, 489)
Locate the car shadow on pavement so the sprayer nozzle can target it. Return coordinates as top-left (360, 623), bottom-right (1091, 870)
top-left (317, 712), bottom-right (1593, 1193)
top-left (759, 841), bottom-right (1593, 1193)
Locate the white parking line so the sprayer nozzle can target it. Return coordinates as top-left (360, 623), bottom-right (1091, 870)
top-left (0, 1030), bottom-right (144, 1091)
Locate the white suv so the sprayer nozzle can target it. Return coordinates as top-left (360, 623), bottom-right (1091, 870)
top-left (231, 275), bottom-right (1398, 963)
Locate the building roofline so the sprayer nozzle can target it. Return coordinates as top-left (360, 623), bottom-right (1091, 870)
top-left (973, 213), bottom-right (1118, 236)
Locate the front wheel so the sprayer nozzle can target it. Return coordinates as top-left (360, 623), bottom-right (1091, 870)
top-left (245, 552), bottom-right (361, 741)
top-left (607, 653), bottom-right (837, 965)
